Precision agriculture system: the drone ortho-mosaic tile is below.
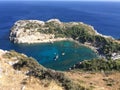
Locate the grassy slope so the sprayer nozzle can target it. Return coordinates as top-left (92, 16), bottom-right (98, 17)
top-left (65, 70), bottom-right (120, 90)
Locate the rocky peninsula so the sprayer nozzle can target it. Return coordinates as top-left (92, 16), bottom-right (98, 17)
top-left (10, 19), bottom-right (112, 44)
top-left (10, 19), bottom-right (120, 59)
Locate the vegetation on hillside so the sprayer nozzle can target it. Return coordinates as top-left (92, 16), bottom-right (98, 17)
top-left (71, 58), bottom-right (120, 72)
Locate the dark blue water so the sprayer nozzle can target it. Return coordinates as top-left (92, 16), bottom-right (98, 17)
top-left (0, 1), bottom-right (119, 70)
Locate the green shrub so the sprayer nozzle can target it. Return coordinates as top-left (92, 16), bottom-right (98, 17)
top-left (71, 59), bottom-right (120, 72)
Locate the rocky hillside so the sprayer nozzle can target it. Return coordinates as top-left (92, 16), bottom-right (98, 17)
top-left (0, 49), bottom-right (88, 90)
top-left (0, 49), bottom-right (62, 90)
top-left (9, 19), bottom-right (120, 59)
top-left (0, 49), bottom-right (120, 90)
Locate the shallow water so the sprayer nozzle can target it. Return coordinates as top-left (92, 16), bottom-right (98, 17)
top-left (13, 41), bottom-right (97, 70)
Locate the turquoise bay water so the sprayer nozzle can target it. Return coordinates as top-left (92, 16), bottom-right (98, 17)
top-left (15, 41), bottom-right (97, 71)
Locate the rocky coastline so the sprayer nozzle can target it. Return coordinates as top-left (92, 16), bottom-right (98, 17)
top-left (10, 19), bottom-right (107, 44)
top-left (9, 19), bottom-right (120, 60)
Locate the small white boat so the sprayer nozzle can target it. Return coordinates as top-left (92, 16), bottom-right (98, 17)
top-left (62, 52), bottom-right (65, 55)
top-left (54, 55), bottom-right (59, 60)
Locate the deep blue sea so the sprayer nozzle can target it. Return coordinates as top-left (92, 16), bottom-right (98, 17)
top-left (0, 1), bottom-right (120, 70)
